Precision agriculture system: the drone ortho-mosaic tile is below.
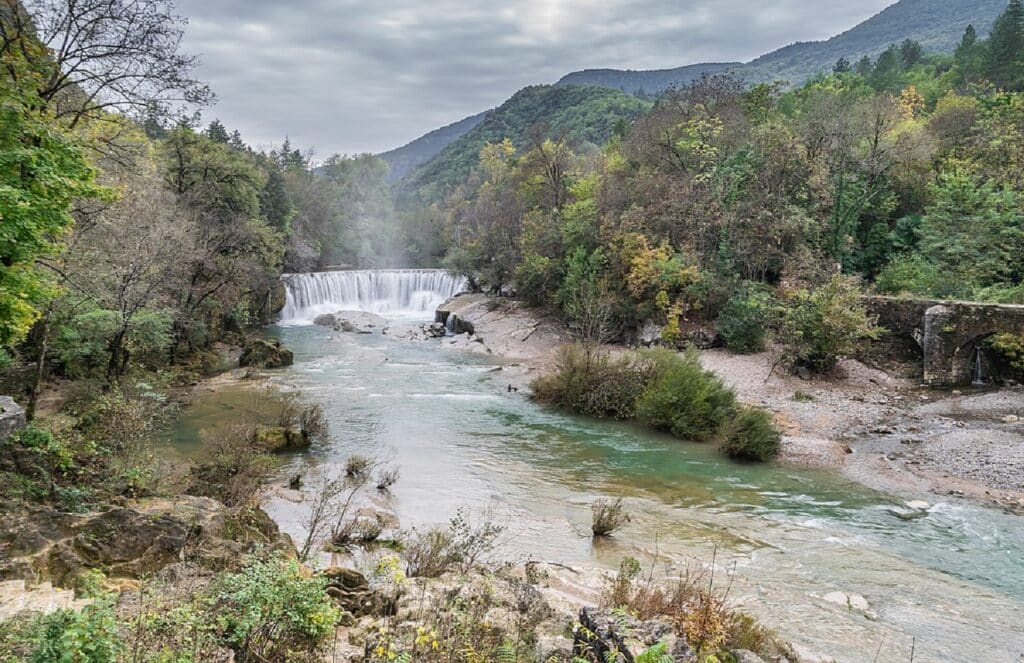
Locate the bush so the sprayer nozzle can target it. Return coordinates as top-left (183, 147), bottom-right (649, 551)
top-left (4, 598), bottom-right (122, 663)
top-left (718, 406), bottom-right (781, 461)
top-left (404, 508), bottom-right (504, 578)
top-left (716, 285), bottom-right (777, 354)
top-left (532, 344), bottom-right (656, 419)
top-left (211, 554), bottom-right (340, 662)
top-left (781, 275), bottom-right (881, 373)
top-left (591, 497), bottom-right (630, 537)
top-left (635, 350), bottom-right (736, 441)
top-left (189, 425), bottom-right (275, 507)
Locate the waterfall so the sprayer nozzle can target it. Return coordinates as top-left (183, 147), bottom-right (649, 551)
top-left (279, 269), bottom-right (466, 323)
top-left (973, 347), bottom-right (986, 386)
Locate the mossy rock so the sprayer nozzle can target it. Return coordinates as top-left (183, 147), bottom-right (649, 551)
top-left (239, 339), bottom-right (293, 369)
top-left (254, 425), bottom-right (308, 453)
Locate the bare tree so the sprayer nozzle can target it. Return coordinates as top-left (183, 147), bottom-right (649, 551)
top-left (1, 0), bottom-right (212, 126)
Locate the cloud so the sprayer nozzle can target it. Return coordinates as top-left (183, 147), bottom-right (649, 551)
top-left (174, 0), bottom-right (892, 156)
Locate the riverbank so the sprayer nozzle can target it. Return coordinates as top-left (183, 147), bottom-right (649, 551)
top-left (434, 294), bottom-right (1024, 514)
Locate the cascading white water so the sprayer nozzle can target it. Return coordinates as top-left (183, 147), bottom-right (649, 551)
top-left (279, 269), bottom-right (466, 323)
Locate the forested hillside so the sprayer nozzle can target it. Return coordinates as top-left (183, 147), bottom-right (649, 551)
top-left (399, 85), bottom-right (651, 201)
top-left (555, 62), bottom-right (739, 96)
top-left (378, 110), bottom-right (490, 183)
top-left (553, 0), bottom-right (1008, 94)
top-left (439, 0), bottom-right (1024, 375)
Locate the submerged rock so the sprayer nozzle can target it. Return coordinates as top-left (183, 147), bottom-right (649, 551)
top-left (254, 425), bottom-right (308, 453)
top-left (239, 339), bottom-right (293, 369)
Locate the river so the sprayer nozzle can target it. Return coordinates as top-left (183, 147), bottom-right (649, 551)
top-left (173, 270), bottom-right (1024, 663)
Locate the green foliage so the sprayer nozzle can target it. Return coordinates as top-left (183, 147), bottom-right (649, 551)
top-left (0, 51), bottom-right (109, 348)
top-left (718, 406), bottom-right (781, 461)
top-left (54, 307), bottom-right (173, 378)
top-left (781, 276), bottom-right (881, 373)
top-left (26, 598), bottom-right (121, 663)
top-left (636, 350), bottom-right (737, 442)
top-left (532, 345), bottom-right (655, 419)
top-left (716, 286), bottom-right (777, 354)
top-left (211, 553), bottom-right (340, 662)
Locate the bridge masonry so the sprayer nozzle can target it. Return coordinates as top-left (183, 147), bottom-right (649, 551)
top-left (864, 296), bottom-right (1024, 386)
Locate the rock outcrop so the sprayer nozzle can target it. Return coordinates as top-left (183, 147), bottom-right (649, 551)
top-left (239, 339), bottom-right (294, 369)
top-left (574, 606), bottom-right (693, 662)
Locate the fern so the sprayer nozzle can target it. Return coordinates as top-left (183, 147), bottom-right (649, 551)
top-left (496, 640), bottom-right (518, 663)
top-left (635, 641), bottom-right (674, 663)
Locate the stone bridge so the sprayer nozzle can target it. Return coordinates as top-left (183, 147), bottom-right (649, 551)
top-left (865, 296), bottom-right (1024, 386)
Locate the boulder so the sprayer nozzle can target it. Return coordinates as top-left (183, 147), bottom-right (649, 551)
top-left (732, 651), bottom-right (768, 663)
top-left (0, 396), bottom-right (26, 443)
top-left (638, 320), bottom-right (662, 347)
top-left (314, 311), bottom-right (387, 334)
top-left (239, 339), bottom-right (293, 369)
top-left (322, 567), bottom-right (372, 615)
top-left (424, 321), bottom-right (448, 338)
top-left (254, 425), bottom-right (308, 453)
top-left (574, 606), bottom-right (692, 662)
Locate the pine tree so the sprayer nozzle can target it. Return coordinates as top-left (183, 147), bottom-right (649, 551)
top-left (986, 0), bottom-right (1024, 90)
top-left (206, 119), bottom-right (229, 143)
top-left (900, 39), bottom-right (924, 69)
top-left (854, 55), bottom-right (873, 77)
top-left (834, 57), bottom-right (851, 74)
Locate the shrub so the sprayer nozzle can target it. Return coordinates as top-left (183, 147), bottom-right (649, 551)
top-left (718, 406), bottom-right (781, 461)
top-left (780, 275), bottom-right (881, 373)
top-left (716, 285), bottom-right (777, 354)
top-left (188, 425), bottom-right (275, 507)
top-left (635, 350), bottom-right (736, 441)
top-left (404, 508), bottom-right (504, 578)
top-left (344, 454), bottom-right (372, 478)
top-left (376, 466), bottom-right (400, 492)
top-left (211, 554), bottom-right (340, 662)
top-left (13, 598), bottom-right (121, 663)
top-left (591, 497), bottom-right (630, 537)
top-left (531, 344), bottom-right (656, 419)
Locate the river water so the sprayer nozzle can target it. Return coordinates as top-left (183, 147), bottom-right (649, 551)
top-left (173, 270), bottom-right (1024, 663)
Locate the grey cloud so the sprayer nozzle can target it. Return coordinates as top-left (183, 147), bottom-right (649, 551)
top-left (175, 0), bottom-right (892, 156)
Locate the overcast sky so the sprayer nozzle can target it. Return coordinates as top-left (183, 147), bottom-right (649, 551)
top-left (174, 0), bottom-right (893, 157)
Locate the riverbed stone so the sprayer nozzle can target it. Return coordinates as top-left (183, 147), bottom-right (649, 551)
top-left (239, 339), bottom-right (293, 369)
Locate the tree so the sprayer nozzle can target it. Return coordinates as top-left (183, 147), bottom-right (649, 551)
top-left (4, 0), bottom-right (212, 126)
top-left (0, 39), bottom-right (108, 349)
top-left (833, 57), bottom-right (851, 74)
top-left (986, 0), bottom-right (1024, 90)
top-left (63, 169), bottom-right (190, 379)
top-left (854, 55), bottom-right (874, 77)
top-left (205, 119), bottom-right (229, 143)
top-left (900, 39), bottom-right (924, 69)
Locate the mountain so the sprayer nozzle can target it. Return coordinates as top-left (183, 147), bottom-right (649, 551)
top-left (556, 62), bottom-right (740, 96)
top-left (741, 0), bottom-right (1007, 83)
top-left (555, 0), bottom-right (1008, 94)
top-left (378, 110), bottom-right (490, 183)
top-left (401, 85), bottom-right (652, 201)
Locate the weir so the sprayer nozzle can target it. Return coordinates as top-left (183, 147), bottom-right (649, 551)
top-left (279, 269), bottom-right (466, 322)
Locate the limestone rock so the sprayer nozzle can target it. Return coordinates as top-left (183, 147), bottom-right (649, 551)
top-left (574, 606), bottom-right (692, 662)
top-left (239, 339), bottom-right (293, 369)
top-left (314, 311), bottom-right (387, 334)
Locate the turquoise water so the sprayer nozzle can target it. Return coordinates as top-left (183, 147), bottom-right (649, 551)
top-left (174, 323), bottom-right (1024, 662)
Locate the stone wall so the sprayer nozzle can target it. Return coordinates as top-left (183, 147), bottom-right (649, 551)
top-left (864, 296), bottom-right (1024, 386)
